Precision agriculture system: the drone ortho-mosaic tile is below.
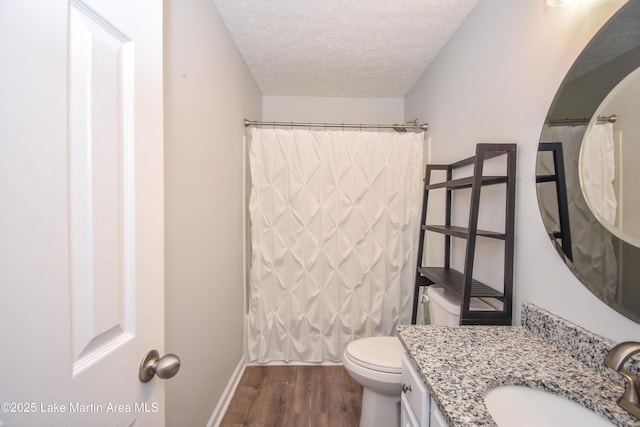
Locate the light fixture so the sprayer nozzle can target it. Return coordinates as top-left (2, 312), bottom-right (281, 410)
top-left (546, 0), bottom-right (578, 6)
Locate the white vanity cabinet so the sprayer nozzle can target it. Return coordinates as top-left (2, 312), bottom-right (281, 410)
top-left (429, 398), bottom-right (447, 427)
top-left (401, 353), bottom-right (448, 427)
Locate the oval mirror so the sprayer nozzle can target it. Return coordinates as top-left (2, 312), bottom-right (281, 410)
top-left (536, 1), bottom-right (640, 323)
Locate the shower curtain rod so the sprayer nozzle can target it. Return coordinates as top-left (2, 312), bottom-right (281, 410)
top-left (546, 114), bottom-right (618, 126)
top-left (244, 119), bottom-right (429, 132)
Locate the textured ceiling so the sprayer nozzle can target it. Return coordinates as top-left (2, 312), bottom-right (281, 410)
top-left (212, 0), bottom-right (479, 97)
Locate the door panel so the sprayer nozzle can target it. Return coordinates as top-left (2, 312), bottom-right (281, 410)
top-left (68, 0), bottom-right (137, 373)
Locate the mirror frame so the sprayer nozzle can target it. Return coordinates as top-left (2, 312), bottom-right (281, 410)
top-left (537, 1), bottom-right (640, 323)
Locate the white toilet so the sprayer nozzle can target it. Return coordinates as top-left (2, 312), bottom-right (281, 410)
top-left (343, 285), bottom-right (496, 427)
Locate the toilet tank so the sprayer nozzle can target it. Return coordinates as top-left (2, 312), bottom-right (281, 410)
top-left (426, 285), bottom-right (495, 326)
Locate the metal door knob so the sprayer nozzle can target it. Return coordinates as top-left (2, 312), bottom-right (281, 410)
top-left (139, 349), bottom-right (181, 383)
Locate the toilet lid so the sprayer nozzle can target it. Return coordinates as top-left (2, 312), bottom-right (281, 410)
top-left (345, 336), bottom-right (403, 374)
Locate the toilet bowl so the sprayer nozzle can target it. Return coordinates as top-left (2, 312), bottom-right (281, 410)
top-left (344, 336), bottom-right (403, 427)
top-left (343, 285), bottom-right (496, 427)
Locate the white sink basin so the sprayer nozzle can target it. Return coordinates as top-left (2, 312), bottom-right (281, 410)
top-left (484, 385), bottom-right (613, 427)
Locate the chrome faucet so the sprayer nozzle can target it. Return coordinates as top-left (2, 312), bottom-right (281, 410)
top-left (605, 341), bottom-right (640, 419)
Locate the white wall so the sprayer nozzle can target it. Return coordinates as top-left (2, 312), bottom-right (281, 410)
top-left (263, 96), bottom-right (405, 124)
top-left (163, 0), bottom-right (262, 425)
top-left (405, 0), bottom-right (640, 342)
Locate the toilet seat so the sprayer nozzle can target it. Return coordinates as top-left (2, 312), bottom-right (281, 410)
top-left (344, 336), bottom-right (403, 374)
top-left (343, 336), bottom-right (404, 426)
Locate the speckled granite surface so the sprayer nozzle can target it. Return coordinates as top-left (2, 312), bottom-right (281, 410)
top-left (522, 303), bottom-right (640, 385)
top-left (397, 304), bottom-right (640, 427)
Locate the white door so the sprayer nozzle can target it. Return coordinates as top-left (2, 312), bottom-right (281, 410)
top-left (0, 1), bottom-right (167, 426)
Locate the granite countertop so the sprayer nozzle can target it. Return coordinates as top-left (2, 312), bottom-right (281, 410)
top-left (396, 322), bottom-right (640, 427)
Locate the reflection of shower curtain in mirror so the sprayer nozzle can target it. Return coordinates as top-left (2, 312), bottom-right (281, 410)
top-left (581, 122), bottom-right (617, 225)
top-left (540, 125), bottom-right (617, 300)
top-left (247, 127), bottom-right (424, 363)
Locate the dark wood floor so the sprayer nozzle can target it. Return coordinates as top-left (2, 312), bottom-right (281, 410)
top-left (220, 366), bottom-right (363, 427)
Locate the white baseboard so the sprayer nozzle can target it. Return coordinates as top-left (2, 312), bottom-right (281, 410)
top-left (206, 357), bottom-right (247, 427)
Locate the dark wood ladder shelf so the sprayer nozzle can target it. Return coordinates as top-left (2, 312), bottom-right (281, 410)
top-left (421, 225), bottom-right (506, 240)
top-left (536, 142), bottom-right (572, 261)
top-left (411, 143), bottom-right (516, 326)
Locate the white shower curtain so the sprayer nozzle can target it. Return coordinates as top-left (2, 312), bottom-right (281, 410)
top-left (247, 127), bottom-right (424, 363)
top-left (580, 122), bottom-right (617, 225)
